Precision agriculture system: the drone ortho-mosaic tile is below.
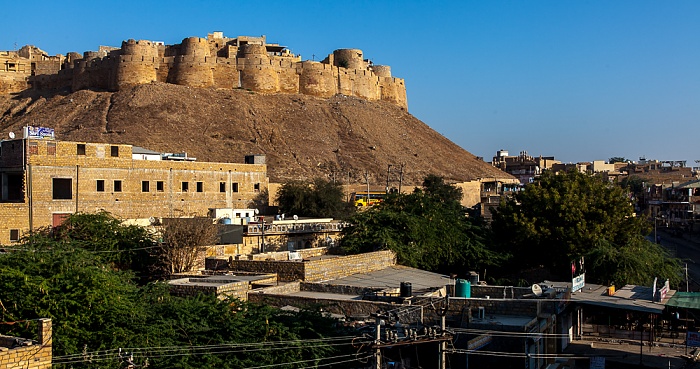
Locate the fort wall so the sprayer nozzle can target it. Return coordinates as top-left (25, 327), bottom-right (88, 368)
top-left (2, 32), bottom-right (408, 109)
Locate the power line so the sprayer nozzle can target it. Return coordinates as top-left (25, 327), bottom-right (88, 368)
top-left (52, 338), bottom-right (368, 364)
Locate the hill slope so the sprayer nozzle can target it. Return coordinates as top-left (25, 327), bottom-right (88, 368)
top-left (0, 83), bottom-right (509, 185)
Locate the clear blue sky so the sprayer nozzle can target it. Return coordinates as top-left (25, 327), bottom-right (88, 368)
top-left (3, 1), bottom-right (699, 166)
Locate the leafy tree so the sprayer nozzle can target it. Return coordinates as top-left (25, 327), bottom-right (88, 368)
top-left (608, 157), bottom-right (629, 164)
top-left (342, 176), bottom-right (498, 274)
top-left (0, 242), bottom-right (148, 361)
top-left (422, 174), bottom-right (463, 204)
top-left (0, 213), bottom-right (353, 369)
top-left (276, 178), bottom-right (355, 219)
top-left (491, 170), bottom-right (681, 286)
top-left (33, 211), bottom-right (156, 279)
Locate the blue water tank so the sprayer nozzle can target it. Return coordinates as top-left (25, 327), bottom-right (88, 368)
top-left (455, 279), bottom-right (471, 298)
top-left (220, 217), bottom-right (232, 225)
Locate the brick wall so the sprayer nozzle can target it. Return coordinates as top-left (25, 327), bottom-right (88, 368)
top-left (225, 250), bottom-right (395, 282)
top-left (0, 139), bottom-right (268, 243)
top-left (302, 250), bottom-right (396, 282)
top-left (169, 278), bottom-right (250, 300)
top-left (0, 319), bottom-right (52, 369)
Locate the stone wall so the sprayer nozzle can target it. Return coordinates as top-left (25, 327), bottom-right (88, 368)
top-left (169, 278), bottom-right (249, 300)
top-left (0, 139), bottom-right (268, 243)
top-left (303, 250), bottom-right (396, 282)
top-left (224, 250), bottom-right (396, 282)
top-left (415, 296), bottom-right (561, 327)
top-left (248, 292), bottom-right (398, 318)
top-left (299, 282), bottom-right (383, 296)
top-left (228, 260), bottom-right (306, 282)
top-left (0, 319), bottom-right (52, 369)
top-left (2, 33), bottom-right (408, 109)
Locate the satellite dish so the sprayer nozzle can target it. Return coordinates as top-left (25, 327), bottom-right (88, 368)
top-left (8, 132), bottom-right (15, 139)
top-left (254, 208), bottom-right (260, 215)
top-left (531, 284), bottom-right (543, 297)
top-left (293, 215), bottom-right (298, 220)
top-left (148, 216), bottom-right (156, 224)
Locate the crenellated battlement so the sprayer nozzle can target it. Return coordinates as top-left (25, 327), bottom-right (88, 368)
top-left (0, 32), bottom-right (407, 109)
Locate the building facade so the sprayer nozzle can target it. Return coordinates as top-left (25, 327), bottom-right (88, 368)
top-left (0, 136), bottom-right (268, 244)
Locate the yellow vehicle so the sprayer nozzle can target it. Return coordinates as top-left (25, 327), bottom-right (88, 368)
top-left (351, 191), bottom-right (386, 207)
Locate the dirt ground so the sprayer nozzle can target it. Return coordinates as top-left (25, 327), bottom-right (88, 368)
top-left (0, 84), bottom-right (511, 186)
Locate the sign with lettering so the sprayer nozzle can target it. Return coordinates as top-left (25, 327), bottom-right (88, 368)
top-left (572, 273), bottom-right (585, 293)
top-left (24, 126), bottom-right (55, 140)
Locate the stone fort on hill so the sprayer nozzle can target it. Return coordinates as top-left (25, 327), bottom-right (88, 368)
top-left (0, 32), bottom-right (407, 108)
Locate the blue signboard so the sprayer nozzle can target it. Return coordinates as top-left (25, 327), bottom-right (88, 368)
top-left (24, 126), bottom-right (55, 140)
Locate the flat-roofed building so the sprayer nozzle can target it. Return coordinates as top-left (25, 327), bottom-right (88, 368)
top-left (0, 132), bottom-right (268, 243)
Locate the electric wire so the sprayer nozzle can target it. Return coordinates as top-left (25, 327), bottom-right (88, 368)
top-left (52, 338), bottom-right (369, 364)
top-left (240, 353), bottom-right (372, 369)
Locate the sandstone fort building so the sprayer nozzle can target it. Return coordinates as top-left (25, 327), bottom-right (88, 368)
top-left (0, 32), bottom-right (407, 109)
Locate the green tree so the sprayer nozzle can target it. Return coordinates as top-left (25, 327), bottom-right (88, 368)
top-left (491, 170), bottom-right (681, 286)
top-left (342, 176), bottom-right (497, 274)
top-left (276, 178), bottom-right (355, 219)
top-left (36, 211), bottom-right (156, 279)
top-left (608, 157), bottom-right (629, 164)
top-left (0, 242), bottom-right (148, 361)
top-left (0, 213), bottom-right (353, 369)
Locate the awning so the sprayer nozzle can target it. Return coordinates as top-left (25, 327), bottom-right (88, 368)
top-left (666, 292), bottom-right (700, 309)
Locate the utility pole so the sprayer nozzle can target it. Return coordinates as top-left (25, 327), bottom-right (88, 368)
top-left (439, 314), bottom-right (446, 369)
top-left (686, 263), bottom-right (689, 292)
top-left (364, 170), bottom-right (370, 204)
top-left (385, 164), bottom-right (393, 193)
top-left (437, 294), bottom-right (448, 369)
top-left (398, 163), bottom-right (405, 193)
top-left (375, 315), bottom-right (382, 369)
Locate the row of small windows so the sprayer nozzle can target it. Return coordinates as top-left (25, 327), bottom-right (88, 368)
top-left (139, 181), bottom-right (241, 193)
top-left (76, 144), bottom-right (119, 157)
top-left (52, 178), bottom-right (255, 199)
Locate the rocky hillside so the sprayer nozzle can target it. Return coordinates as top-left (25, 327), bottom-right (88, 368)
top-left (0, 83), bottom-right (509, 185)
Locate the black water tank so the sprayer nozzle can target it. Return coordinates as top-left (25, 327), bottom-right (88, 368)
top-left (400, 282), bottom-right (412, 297)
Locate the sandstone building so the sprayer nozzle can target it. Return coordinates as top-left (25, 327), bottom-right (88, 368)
top-left (0, 32), bottom-right (407, 109)
top-left (0, 319), bottom-right (52, 369)
top-left (0, 131), bottom-right (268, 244)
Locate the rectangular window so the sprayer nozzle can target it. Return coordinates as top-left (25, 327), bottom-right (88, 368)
top-left (77, 144), bottom-right (86, 155)
top-left (156, 181), bottom-right (164, 192)
top-left (254, 183), bottom-right (261, 192)
top-left (110, 146), bottom-right (119, 157)
top-left (96, 180), bottom-right (105, 192)
top-left (142, 181), bottom-right (150, 192)
top-left (9, 229), bottom-right (19, 242)
top-left (114, 180), bottom-right (122, 192)
top-left (196, 182), bottom-right (203, 193)
top-left (219, 182), bottom-right (226, 192)
top-left (47, 142), bottom-right (56, 156)
top-left (181, 182), bottom-right (189, 192)
top-left (28, 141), bottom-right (38, 155)
top-left (52, 178), bottom-right (72, 200)
top-left (232, 182), bottom-right (239, 193)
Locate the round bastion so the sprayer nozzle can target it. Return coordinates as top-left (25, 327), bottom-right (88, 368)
top-left (332, 49), bottom-right (365, 70)
top-left (371, 65), bottom-right (391, 78)
top-left (179, 37), bottom-right (211, 58)
top-left (299, 61), bottom-right (337, 98)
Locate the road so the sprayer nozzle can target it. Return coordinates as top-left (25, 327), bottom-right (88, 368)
top-left (658, 229), bottom-right (700, 292)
